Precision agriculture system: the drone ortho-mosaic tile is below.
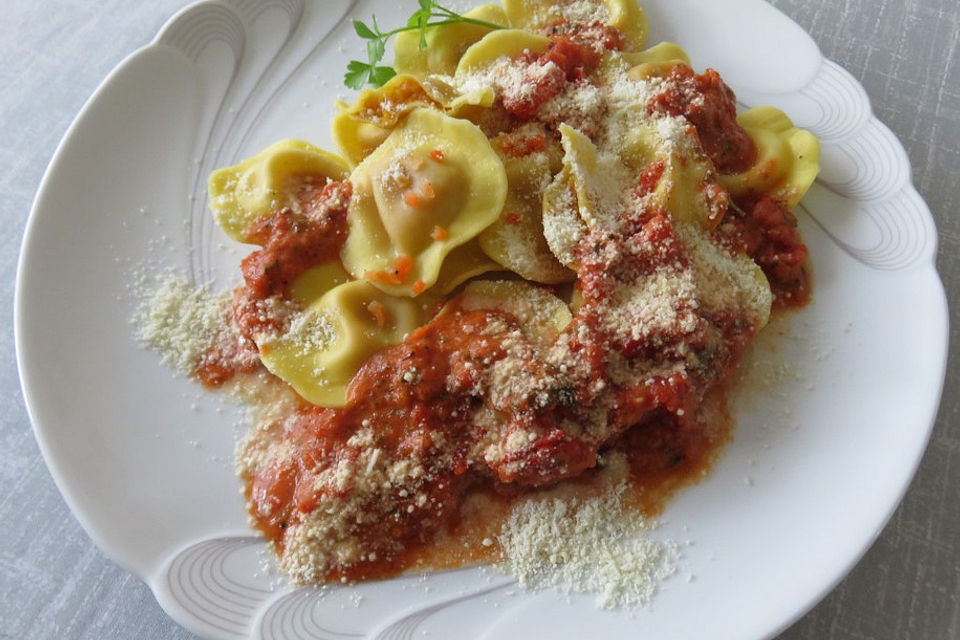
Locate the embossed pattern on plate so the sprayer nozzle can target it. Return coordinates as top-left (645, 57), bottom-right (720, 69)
top-left (15, 1), bottom-right (948, 639)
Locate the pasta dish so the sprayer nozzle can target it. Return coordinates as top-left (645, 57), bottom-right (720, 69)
top-left (141, 0), bottom-right (819, 597)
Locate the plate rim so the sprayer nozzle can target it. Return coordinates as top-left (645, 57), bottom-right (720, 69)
top-left (13, 0), bottom-right (951, 638)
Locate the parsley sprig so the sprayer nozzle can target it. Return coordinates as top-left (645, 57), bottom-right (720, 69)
top-left (345, 0), bottom-right (504, 89)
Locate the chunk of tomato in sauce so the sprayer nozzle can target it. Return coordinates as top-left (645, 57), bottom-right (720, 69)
top-left (240, 180), bottom-right (351, 300)
top-left (648, 65), bottom-right (757, 174)
top-left (721, 195), bottom-right (810, 308)
top-left (501, 36), bottom-right (604, 120)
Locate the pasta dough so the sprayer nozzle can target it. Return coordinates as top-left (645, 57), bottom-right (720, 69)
top-left (479, 134), bottom-right (573, 284)
top-left (455, 29), bottom-right (550, 75)
top-left (258, 279), bottom-right (429, 407)
top-left (458, 279), bottom-right (573, 346)
top-left (341, 108), bottom-right (507, 297)
top-left (208, 139), bottom-right (349, 242)
top-left (502, 0), bottom-right (648, 50)
top-left (394, 3), bottom-right (508, 77)
top-left (719, 106), bottom-right (820, 208)
top-left (622, 42), bottom-right (690, 80)
top-left (619, 120), bottom-right (728, 229)
top-left (331, 75), bottom-right (443, 167)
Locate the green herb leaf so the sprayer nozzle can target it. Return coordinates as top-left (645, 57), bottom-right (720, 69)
top-left (415, 0), bottom-right (435, 48)
top-left (344, 60), bottom-right (372, 90)
top-left (353, 20), bottom-right (377, 39)
top-left (343, 0), bottom-right (505, 89)
top-left (407, 7), bottom-right (429, 28)
top-left (370, 66), bottom-right (398, 87)
top-left (367, 37), bottom-right (386, 65)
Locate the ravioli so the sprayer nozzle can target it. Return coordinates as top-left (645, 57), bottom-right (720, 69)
top-left (432, 240), bottom-right (502, 295)
top-left (479, 142), bottom-right (573, 284)
top-left (458, 279), bottom-right (572, 346)
top-left (719, 106), bottom-right (820, 208)
top-left (394, 3), bottom-right (508, 77)
top-left (331, 75), bottom-right (444, 167)
top-left (502, 0), bottom-right (647, 50)
top-left (455, 29), bottom-right (550, 75)
top-left (208, 139), bottom-right (350, 243)
top-left (622, 42), bottom-right (690, 80)
top-left (554, 124), bottom-right (633, 229)
top-left (679, 224), bottom-right (772, 330)
top-left (618, 120), bottom-right (729, 229)
top-left (287, 262), bottom-right (350, 305)
top-left (258, 279), bottom-right (429, 408)
top-left (341, 108), bottom-right (507, 297)
top-left (542, 161), bottom-right (587, 269)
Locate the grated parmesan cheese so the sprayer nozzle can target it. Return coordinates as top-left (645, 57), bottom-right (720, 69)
top-left (131, 0), bottom-right (807, 608)
top-left (522, 0), bottom-right (612, 28)
top-left (602, 267), bottom-right (700, 347)
top-left (499, 457), bottom-right (677, 609)
top-left (259, 306), bottom-right (336, 357)
top-left (133, 275), bottom-right (230, 375)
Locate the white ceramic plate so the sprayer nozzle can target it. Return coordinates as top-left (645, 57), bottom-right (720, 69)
top-left (15, 1), bottom-right (949, 638)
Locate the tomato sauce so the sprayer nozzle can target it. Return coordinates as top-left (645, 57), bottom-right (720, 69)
top-left (241, 179), bottom-right (351, 300)
top-left (194, 179), bottom-right (351, 387)
top-left (542, 17), bottom-right (627, 51)
top-left (227, 158), bottom-right (765, 580)
top-left (199, 41), bottom-right (811, 583)
top-left (649, 65), bottom-right (758, 174)
top-left (243, 303), bottom-right (739, 581)
top-left (721, 195), bottom-right (811, 308)
top-left (501, 32), bottom-right (611, 120)
top-left (646, 64), bottom-right (811, 306)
